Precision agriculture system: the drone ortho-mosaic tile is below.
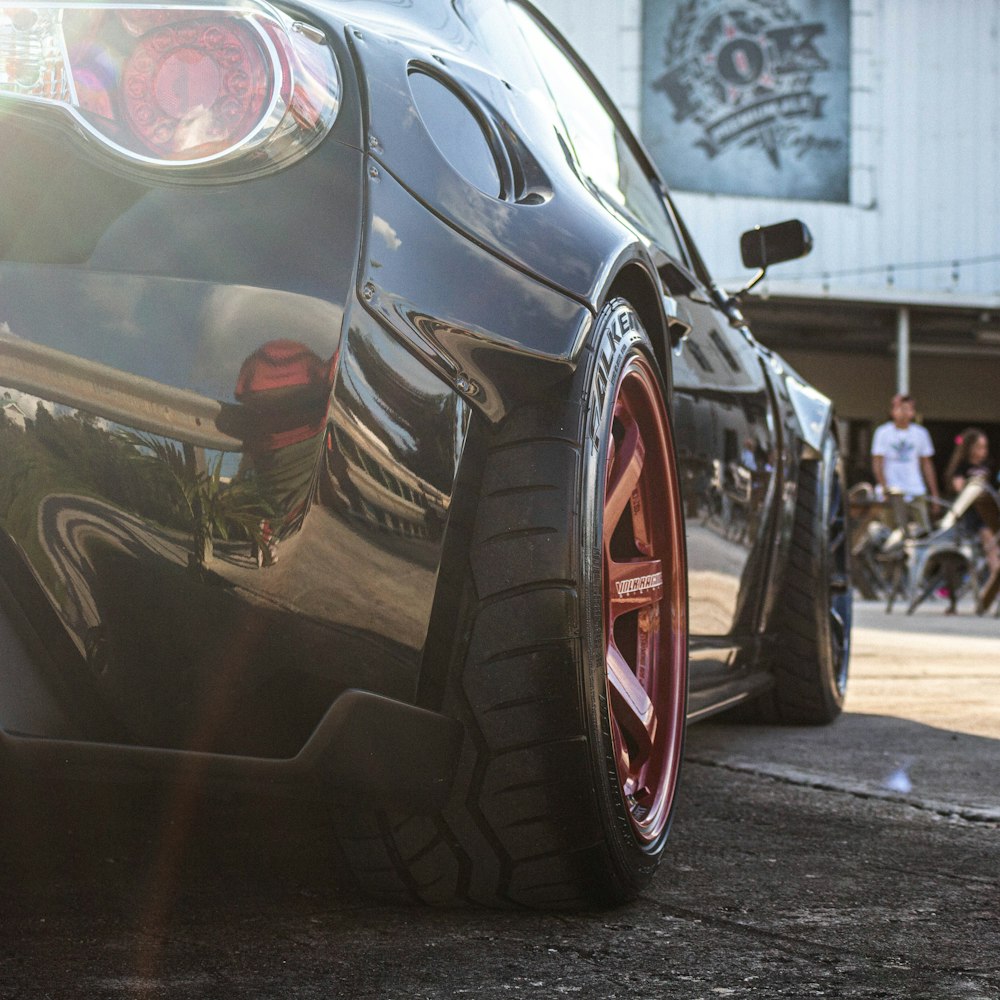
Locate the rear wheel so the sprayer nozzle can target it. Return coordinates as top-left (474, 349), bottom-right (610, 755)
top-left (334, 299), bottom-right (688, 907)
top-left (599, 347), bottom-right (688, 862)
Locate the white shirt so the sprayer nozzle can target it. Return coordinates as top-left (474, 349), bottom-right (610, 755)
top-left (871, 421), bottom-right (935, 498)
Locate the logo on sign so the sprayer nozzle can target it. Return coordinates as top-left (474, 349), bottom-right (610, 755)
top-left (652, 0), bottom-right (837, 169)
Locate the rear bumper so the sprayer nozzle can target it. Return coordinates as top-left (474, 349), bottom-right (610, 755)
top-left (1, 689), bottom-right (462, 814)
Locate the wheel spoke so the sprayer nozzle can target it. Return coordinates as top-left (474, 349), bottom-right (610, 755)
top-left (630, 470), bottom-right (653, 555)
top-left (829, 605), bottom-right (848, 686)
top-left (604, 419), bottom-right (644, 537)
top-left (827, 470), bottom-right (852, 693)
top-left (830, 523), bottom-right (847, 555)
top-left (606, 643), bottom-right (655, 761)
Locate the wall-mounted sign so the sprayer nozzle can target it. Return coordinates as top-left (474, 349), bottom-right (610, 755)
top-left (641, 0), bottom-right (850, 202)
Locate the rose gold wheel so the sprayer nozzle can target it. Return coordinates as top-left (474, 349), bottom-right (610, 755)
top-left (603, 354), bottom-right (688, 846)
top-left (335, 300), bottom-right (687, 906)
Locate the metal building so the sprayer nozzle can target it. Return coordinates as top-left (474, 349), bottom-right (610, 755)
top-left (535, 0), bottom-right (1000, 480)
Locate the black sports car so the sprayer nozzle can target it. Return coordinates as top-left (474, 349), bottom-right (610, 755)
top-left (0, 0), bottom-right (851, 907)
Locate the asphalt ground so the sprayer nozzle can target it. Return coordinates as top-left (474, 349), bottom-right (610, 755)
top-left (1, 599), bottom-right (997, 999)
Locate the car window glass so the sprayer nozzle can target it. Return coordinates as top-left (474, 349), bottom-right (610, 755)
top-left (507, 2), bottom-right (687, 262)
top-left (457, 0), bottom-right (550, 97)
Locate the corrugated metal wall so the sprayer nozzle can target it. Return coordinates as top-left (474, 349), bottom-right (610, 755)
top-left (534, 0), bottom-right (1000, 300)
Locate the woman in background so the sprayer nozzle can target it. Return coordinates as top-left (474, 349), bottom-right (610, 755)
top-left (944, 428), bottom-right (1000, 613)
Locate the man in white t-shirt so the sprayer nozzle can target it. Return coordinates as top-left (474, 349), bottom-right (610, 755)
top-left (871, 393), bottom-right (940, 532)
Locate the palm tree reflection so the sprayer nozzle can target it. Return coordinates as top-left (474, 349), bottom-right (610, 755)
top-left (124, 435), bottom-right (277, 572)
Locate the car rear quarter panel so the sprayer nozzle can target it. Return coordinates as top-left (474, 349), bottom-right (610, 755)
top-left (0, 119), bottom-right (470, 757)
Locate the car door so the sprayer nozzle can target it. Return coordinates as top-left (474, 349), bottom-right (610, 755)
top-left (659, 260), bottom-right (779, 699)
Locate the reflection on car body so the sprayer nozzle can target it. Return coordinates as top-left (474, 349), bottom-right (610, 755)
top-left (0, 0), bottom-right (850, 907)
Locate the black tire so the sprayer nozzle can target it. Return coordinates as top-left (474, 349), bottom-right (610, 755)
top-left (333, 300), bottom-right (689, 907)
top-left (756, 434), bottom-right (852, 724)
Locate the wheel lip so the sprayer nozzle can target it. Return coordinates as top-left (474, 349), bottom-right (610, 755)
top-left (601, 352), bottom-right (688, 849)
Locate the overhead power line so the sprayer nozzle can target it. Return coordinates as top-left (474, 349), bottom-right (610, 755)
top-left (723, 252), bottom-right (1000, 285)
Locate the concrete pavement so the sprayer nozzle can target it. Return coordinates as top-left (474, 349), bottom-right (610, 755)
top-left (848, 598), bottom-right (1000, 738)
top-left (686, 598), bottom-right (1000, 823)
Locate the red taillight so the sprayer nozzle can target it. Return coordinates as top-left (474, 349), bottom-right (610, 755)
top-left (0, 2), bottom-right (340, 177)
top-left (120, 17), bottom-right (272, 159)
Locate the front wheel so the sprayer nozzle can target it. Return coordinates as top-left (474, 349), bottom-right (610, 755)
top-left (760, 435), bottom-right (852, 723)
top-left (334, 299), bottom-right (688, 907)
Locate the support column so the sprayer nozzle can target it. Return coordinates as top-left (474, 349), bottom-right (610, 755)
top-left (896, 306), bottom-right (910, 395)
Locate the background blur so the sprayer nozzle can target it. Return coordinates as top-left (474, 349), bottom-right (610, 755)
top-left (536, 0), bottom-right (1000, 487)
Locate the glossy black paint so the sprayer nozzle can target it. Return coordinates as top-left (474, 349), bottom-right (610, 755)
top-left (349, 18), bottom-right (635, 305)
top-left (0, 302), bottom-right (466, 753)
top-left (0, 0), bottom-right (833, 803)
top-left (0, 113), bottom-right (470, 759)
top-left (361, 164), bottom-right (592, 420)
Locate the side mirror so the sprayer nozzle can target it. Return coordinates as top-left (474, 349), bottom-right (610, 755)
top-left (740, 219), bottom-right (813, 270)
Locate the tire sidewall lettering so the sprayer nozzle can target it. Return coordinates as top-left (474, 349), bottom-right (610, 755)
top-left (582, 299), bottom-right (674, 868)
top-left (588, 304), bottom-right (643, 455)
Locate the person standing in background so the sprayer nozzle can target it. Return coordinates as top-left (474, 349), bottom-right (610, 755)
top-left (871, 393), bottom-right (940, 534)
top-left (944, 427), bottom-right (1000, 614)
